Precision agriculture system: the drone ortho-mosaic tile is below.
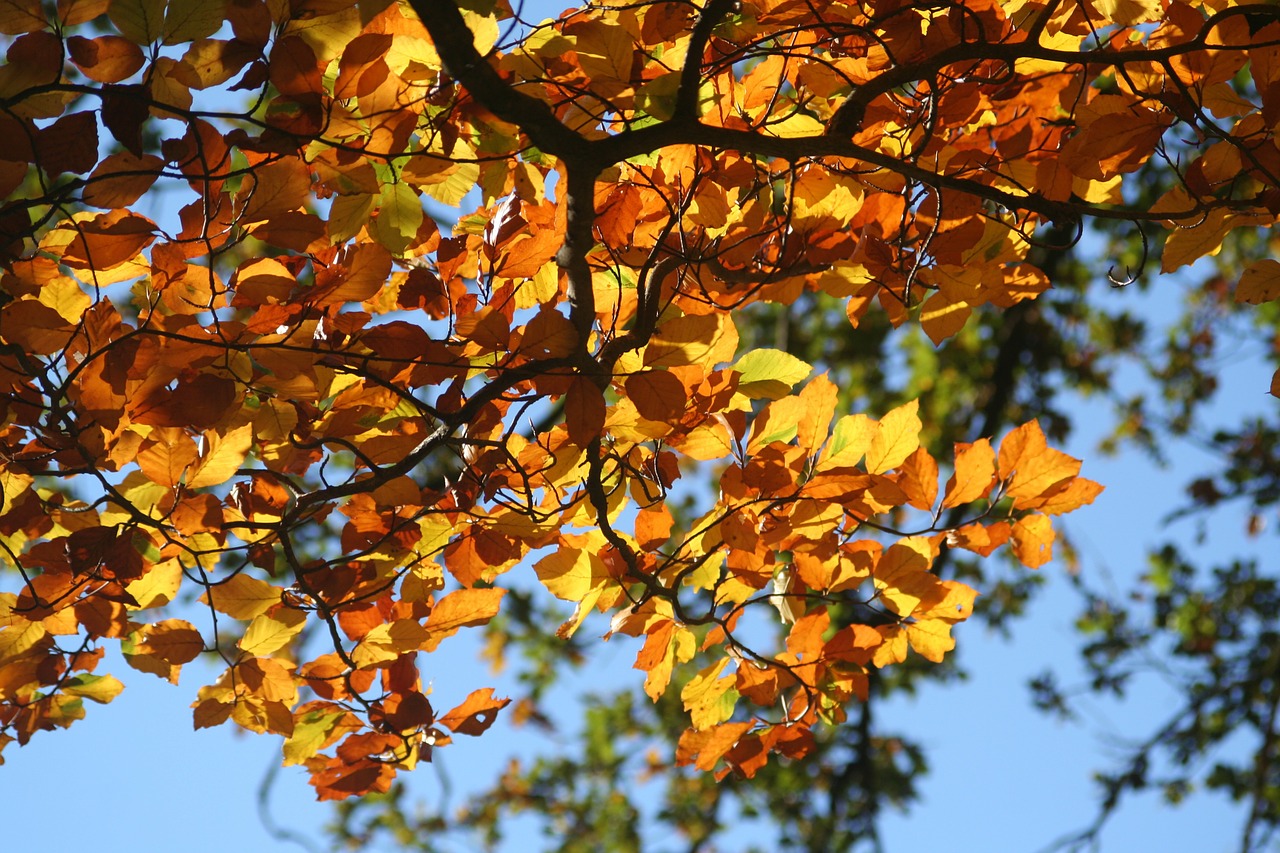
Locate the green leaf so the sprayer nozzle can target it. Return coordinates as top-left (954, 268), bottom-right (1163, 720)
top-left (375, 182), bottom-right (424, 256)
top-left (62, 674), bottom-right (125, 704)
top-left (735, 349), bottom-right (813, 399)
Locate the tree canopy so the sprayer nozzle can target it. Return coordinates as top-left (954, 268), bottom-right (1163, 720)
top-left (1, 0), bottom-right (1279, 849)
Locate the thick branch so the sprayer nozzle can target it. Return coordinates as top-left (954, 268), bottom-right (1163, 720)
top-left (407, 0), bottom-right (586, 158)
top-left (559, 165), bottom-right (602, 369)
top-left (673, 0), bottom-right (737, 121)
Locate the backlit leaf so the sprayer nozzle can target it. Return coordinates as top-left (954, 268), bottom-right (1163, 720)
top-left (865, 400), bottom-right (921, 475)
top-left (239, 608), bottom-right (306, 656)
top-left (734, 348), bottom-right (812, 399)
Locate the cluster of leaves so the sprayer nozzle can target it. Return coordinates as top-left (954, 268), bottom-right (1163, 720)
top-left (0, 0), bottom-right (1278, 838)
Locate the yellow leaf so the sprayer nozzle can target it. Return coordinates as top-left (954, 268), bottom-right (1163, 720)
top-left (573, 20), bottom-right (634, 91)
top-left (375, 182), bottom-right (424, 256)
top-left (1236, 259), bottom-right (1280, 305)
top-left (108, 0), bottom-right (165, 44)
top-left (62, 673), bottom-right (125, 704)
top-left (239, 608), bottom-right (306, 656)
top-left (644, 311), bottom-right (739, 369)
top-left (1161, 208), bottom-right (1243, 273)
top-left (203, 573), bottom-right (281, 621)
top-left (765, 112), bottom-right (824, 138)
top-left (1089, 0), bottom-right (1162, 26)
top-left (905, 618), bottom-right (956, 663)
top-left (681, 659), bottom-right (737, 731)
top-left (865, 400), bottom-right (921, 474)
top-left (534, 547), bottom-right (606, 602)
top-left (670, 418), bottom-right (735, 461)
top-left (746, 396), bottom-right (804, 455)
top-left (637, 620), bottom-right (695, 701)
top-left (871, 624), bottom-right (908, 667)
top-left (124, 559), bottom-right (183, 610)
top-left (415, 141), bottom-right (480, 206)
top-left (820, 413), bottom-right (877, 470)
top-left (187, 423), bottom-right (253, 489)
top-left (872, 536), bottom-right (937, 617)
top-left (1011, 513), bottom-right (1055, 568)
top-left (327, 193), bottom-right (374, 244)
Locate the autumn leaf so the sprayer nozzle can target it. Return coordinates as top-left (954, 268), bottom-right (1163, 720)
top-left (239, 609), bottom-right (307, 657)
top-left (734, 349), bottom-right (812, 399)
top-left (187, 423), bottom-right (254, 490)
top-left (942, 439), bottom-right (996, 509)
top-left (421, 588), bottom-right (505, 652)
top-left (534, 546), bottom-right (607, 603)
top-left (681, 659), bottom-right (738, 730)
top-left (1236, 259), bottom-right (1280, 305)
top-left (1011, 514), bottom-right (1055, 568)
top-left (0, 0), bottom-right (1251, 813)
top-left (203, 574), bottom-right (282, 621)
top-left (438, 688), bottom-right (510, 736)
top-left (62, 673), bottom-right (125, 704)
top-left (865, 400), bottom-right (921, 475)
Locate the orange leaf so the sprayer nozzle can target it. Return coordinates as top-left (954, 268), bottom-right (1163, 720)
top-left (625, 369), bottom-right (687, 422)
top-left (82, 152), bottom-right (164, 208)
top-left (1036, 477), bottom-right (1104, 516)
top-left (796, 373), bottom-right (838, 456)
top-left (520, 305), bottom-right (578, 359)
top-left (896, 446), bottom-right (938, 511)
top-left (998, 421), bottom-right (1082, 509)
top-left (136, 618), bottom-right (204, 664)
top-left (422, 588), bottom-right (505, 652)
top-left (438, 687), bottom-right (510, 736)
top-left (1011, 514), bottom-right (1055, 568)
top-left (947, 521), bottom-right (1011, 557)
top-left (635, 503), bottom-right (674, 550)
top-left (67, 34), bottom-right (145, 83)
top-left (942, 439), bottom-right (996, 509)
top-left (676, 721), bottom-right (754, 771)
top-left (56, 210), bottom-right (156, 270)
top-left (136, 428), bottom-right (199, 487)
